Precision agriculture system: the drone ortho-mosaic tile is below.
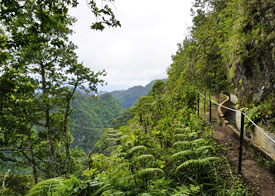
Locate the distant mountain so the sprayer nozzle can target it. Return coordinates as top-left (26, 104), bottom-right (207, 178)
top-left (70, 91), bottom-right (124, 151)
top-left (110, 79), bottom-right (166, 108)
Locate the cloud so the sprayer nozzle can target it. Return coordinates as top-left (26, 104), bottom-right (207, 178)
top-left (69, 0), bottom-right (193, 91)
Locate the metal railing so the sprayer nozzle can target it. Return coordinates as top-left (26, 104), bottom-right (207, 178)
top-left (197, 92), bottom-right (275, 174)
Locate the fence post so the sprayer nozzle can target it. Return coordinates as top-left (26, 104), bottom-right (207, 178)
top-left (209, 91), bottom-right (211, 122)
top-left (238, 112), bottom-right (245, 174)
top-left (197, 93), bottom-right (200, 118)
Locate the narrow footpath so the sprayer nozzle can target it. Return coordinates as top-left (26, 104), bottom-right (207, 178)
top-left (208, 99), bottom-right (275, 196)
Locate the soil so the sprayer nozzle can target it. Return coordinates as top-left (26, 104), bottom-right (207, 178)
top-left (206, 100), bottom-right (275, 196)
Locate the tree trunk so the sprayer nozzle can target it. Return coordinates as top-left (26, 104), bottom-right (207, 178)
top-left (41, 65), bottom-right (59, 177)
top-left (27, 129), bottom-right (38, 183)
top-left (64, 97), bottom-right (71, 178)
top-left (63, 83), bottom-right (77, 177)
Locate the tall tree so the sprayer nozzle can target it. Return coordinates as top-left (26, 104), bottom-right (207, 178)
top-left (0, 0), bottom-right (120, 179)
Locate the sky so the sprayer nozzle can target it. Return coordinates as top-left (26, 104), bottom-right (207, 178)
top-left (69, 0), bottom-right (194, 91)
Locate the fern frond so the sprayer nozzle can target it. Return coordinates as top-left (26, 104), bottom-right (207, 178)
top-left (91, 183), bottom-right (111, 196)
top-left (171, 149), bottom-right (194, 159)
top-left (106, 133), bottom-right (118, 137)
top-left (117, 173), bottom-right (135, 185)
top-left (105, 138), bottom-right (119, 142)
top-left (192, 138), bottom-right (205, 144)
top-left (173, 138), bottom-right (205, 147)
top-left (112, 162), bottom-right (130, 174)
top-left (104, 144), bottom-right (121, 153)
top-left (119, 134), bottom-right (129, 140)
top-left (127, 145), bottom-right (147, 154)
top-left (139, 193), bottom-right (153, 196)
top-left (172, 140), bottom-right (191, 147)
top-left (196, 145), bottom-right (212, 152)
top-left (174, 134), bottom-right (187, 139)
top-left (172, 146), bottom-right (212, 160)
top-left (106, 130), bottom-right (117, 134)
top-left (26, 177), bottom-right (64, 196)
top-left (135, 168), bottom-right (164, 177)
top-left (114, 152), bottom-right (127, 158)
top-left (174, 129), bottom-right (186, 134)
top-left (188, 132), bottom-right (198, 138)
top-left (132, 154), bottom-right (154, 163)
top-left (176, 157), bottom-right (221, 173)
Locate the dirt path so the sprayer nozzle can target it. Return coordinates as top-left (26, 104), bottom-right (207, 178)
top-left (208, 103), bottom-right (275, 196)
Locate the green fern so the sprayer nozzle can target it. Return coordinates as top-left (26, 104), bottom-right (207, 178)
top-left (173, 138), bottom-right (205, 147)
top-left (176, 157), bottom-right (221, 173)
top-left (112, 162), bottom-right (131, 174)
top-left (132, 154), bottom-right (155, 163)
top-left (135, 168), bottom-right (164, 177)
top-left (127, 145), bottom-right (147, 154)
top-left (171, 146), bottom-right (212, 159)
top-left (91, 183), bottom-right (111, 196)
top-left (26, 177), bottom-right (64, 196)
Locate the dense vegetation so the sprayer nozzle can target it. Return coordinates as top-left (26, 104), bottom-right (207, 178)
top-left (110, 80), bottom-right (163, 109)
top-left (0, 0), bottom-right (274, 195)
top-left (169, 0), bottom-right (274, 131)
top-left (70, 91), bottom-right (124, 152)
top-left (0, 0), bottom-right (120, 190)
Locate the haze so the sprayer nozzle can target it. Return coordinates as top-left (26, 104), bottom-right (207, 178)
top-left (69, 0), bottom-right (194, 91)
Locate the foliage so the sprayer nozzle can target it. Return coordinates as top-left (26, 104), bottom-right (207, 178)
top-left (0, 174), bottom-right (33, 196)
top-left (70, 92), bottom-right (124, 152)
top-left (0, 0), bottom-right (121, 186)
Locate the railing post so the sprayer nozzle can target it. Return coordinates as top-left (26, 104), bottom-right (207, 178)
top-left (209, 91), bottom-right (211, 122)
top-left (238, 112), bottom-right (245, 174)
top-left (197, 93), bottom-right (200, 118)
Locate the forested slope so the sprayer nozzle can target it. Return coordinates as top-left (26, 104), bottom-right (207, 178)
top-left (70, 91), bottom-right (124, 151)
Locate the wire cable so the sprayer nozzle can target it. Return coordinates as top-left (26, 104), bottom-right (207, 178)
top-left (199, 92), bottom-right (275, 144)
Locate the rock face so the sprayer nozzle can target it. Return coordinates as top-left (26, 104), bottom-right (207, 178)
top-left (232, 0), bottom-right (275, 105)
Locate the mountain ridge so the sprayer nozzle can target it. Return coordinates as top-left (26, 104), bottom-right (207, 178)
top-left (109, 79), bottom-right (166, 108)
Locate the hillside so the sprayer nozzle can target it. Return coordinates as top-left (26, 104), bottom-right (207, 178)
top-left (1, 0), bottom-right (274, 195)
top-left (110, 79), bottom-right (164, 108)
top-left (70, 91), bottom-right (124, 151)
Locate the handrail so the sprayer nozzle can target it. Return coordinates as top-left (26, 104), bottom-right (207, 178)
top-left (198, 92), bottom-right (275, 144)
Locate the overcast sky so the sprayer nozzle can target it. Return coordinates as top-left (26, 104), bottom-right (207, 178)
top-left (69, 0), bottom-right (194, 91)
